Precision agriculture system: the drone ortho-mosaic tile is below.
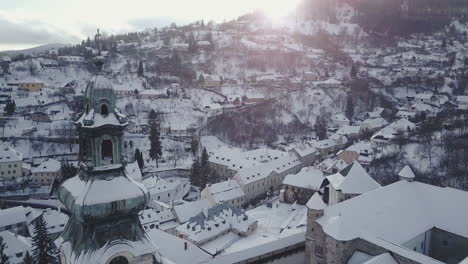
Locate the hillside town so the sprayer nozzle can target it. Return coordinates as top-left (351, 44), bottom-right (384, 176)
top-left (1, 0), bottom-right (468, 263)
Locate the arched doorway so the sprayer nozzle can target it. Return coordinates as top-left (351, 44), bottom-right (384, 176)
top-left (101, 139), bottom-right (113, 164)
top-left (109, 256), bottom-right (129, 264)
top-left (101, 104), bottom-right (109, 116)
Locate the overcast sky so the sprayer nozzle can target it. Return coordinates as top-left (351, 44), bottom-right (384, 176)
top-left (0, 0), bottom-right (300, 51)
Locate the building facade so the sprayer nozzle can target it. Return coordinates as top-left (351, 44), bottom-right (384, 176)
top-left (0, 144), bottom-right (23, 180)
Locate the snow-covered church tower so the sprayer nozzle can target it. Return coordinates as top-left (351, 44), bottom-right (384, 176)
top-left (58, 30), bottom-right (157, 264)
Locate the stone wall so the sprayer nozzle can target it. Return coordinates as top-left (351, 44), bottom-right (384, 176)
top-left (430, 228), bottom-right (468, 263)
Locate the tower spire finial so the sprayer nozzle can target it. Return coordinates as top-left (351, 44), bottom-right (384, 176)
top-left (94, 28), bottom-right (104, 72)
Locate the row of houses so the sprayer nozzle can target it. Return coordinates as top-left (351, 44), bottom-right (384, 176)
top-left (202, 139), bottom-right (320, 207)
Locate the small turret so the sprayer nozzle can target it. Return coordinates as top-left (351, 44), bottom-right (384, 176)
top-left (398, 165), bottom-right (415, 182)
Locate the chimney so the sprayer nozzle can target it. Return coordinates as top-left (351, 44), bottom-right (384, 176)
top-left (184, 241), bottom-right (188, 251)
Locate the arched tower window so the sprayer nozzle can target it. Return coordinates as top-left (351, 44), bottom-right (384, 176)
top-left (101, 139), bottom-right (113, 164)
top-left (109, 256), bottom-right (129, 264)
top-left (101, 104), bottom-right (109, 116)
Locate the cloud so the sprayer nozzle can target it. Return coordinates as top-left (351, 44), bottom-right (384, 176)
top-left (0, 15), bottom-right (81, 46)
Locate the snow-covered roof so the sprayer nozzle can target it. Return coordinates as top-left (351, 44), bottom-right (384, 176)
top-left (415, 93), bottom-right (434, 100)
top-left (317, 158), bottom-right (348, 173)
top-left (389, 119), bottom-right (416, 131)
top-left (140, 89), bottom-right (166, 95)
top-left (125, 162), bottom-right (142, 182)
top-left (345, 141), bottom-right (373, 155)
top-left (312, 139), bottom-right (337, 149)
top-left (146, 229), bottom-right (211, 264)
top-left (371, 126), bottom-right (399, 141)
top-left (361, 117), bottom-right (389, 130)
top-left (203, 74), bottom-right (220, 82)
top-left (337, 125), bottom-right (361, 136)
top-left (243, 148), bottom-right (286, 162)
top-left (27, 209), bottom-right (69, 235)
top-left (290, 143), bottom-right (317, 158)
top-left (456, 96), bottom-right (468, 103)
top-left (272, 153), bottom-right (301, 175)
top-left (176, 205), bottom-right (256, 245)
top-left (173, 200), bottom-right (213, 223)
top-left (0, 143), bottom-right (23, 163)
top-left (0, 206), bottom-right (28, 228)
top-left (139, 208), bottom-right (176, 226)
top-left (143, 176), bottom-right (182, 196)
top-left (198, 40), bottom-right (211, 46)
top-left (306, 193), bottom-right (327, 210)
top-left (283, 167), bottom-right (324, 190)
top-left (326, 162), bottom-right (380, 195)
top-left (0, 231), bottom-right (31, 264)
top-left (235, 162), bottom-right (274, 185)
top-left (317, 180), bottom-right (468, 263)
top-left (332, 114), bottom-right (349, 123)
top-left (77, 108), bottom-right (127, 129)
top-left (410, 103), bottom-right (434, 112)
top-left (347, 251), bottom-right (373, 264)
top-left (32, 158), bottom-right (61, 174)
top-left (205, 180), bottom-right (245, 203)
top-left (398, 165), bottom-right (415, 180)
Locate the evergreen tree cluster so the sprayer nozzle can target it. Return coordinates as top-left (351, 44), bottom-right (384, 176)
top-left (61, 161), bottom-right (78, 182)
top-left (31, 215), bottom-right (59, 264)
top-left (148, 110), bottom-right (163, 168)
top-left (314, 116), bottom-right (328, 140)
top-left (190, 147), bottom-right (219, 189)
top-left (0, 235), bottom-right (9, 264)
top-left (3, 100), bottom-right (15, 116)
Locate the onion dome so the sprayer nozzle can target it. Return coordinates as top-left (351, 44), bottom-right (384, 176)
top-left (58, 164), bottom-right (150, 223)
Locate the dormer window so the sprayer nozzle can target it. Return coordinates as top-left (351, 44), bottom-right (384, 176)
top-left (101, 104), bottom-right (109, 116)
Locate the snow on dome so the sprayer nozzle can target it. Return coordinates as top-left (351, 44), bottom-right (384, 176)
top-left (306, 193), bottom-right (326, 210)
top-left (398, 165), bottom-right (415, 180)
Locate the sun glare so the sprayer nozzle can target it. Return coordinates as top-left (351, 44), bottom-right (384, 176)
top-left (256, 0), bottom-right (301, 19)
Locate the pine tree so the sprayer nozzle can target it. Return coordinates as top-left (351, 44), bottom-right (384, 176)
top-left (191, 137), bottom-right (199, 157)
top-left (345, 95), bottom-right (354, 121)
top-left (148, 109), bottom-right (158, 125)
top-left (0, 236), bottom-right (9, 264)
top-left (350, 64), bottom-right (357, 78)
top-left (190, 158), bottom-right (201, 187)
top-left (148, 122), bottom-right (162, 168)
top-left (134, 148), bottom-right (144, 169)
top-left (314, 116), bottom-right (328, 140)
top-left (61, 161), bottom-right (78, 182)
top-left (138, 61), bottom-right (144, 77)
top-left (198, 74), bottom-right (205, 86)
top-left (32, 215), bottom-right (58, 264)
top-left (23, 251), bottom-right (33, 264)
top-left (4, 100), bottom-right (15, 115)
top-left (198, 148), bottom-right (211, 188)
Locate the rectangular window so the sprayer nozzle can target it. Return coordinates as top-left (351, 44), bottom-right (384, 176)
top-left (315, 245), bottom-right (323, 257)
